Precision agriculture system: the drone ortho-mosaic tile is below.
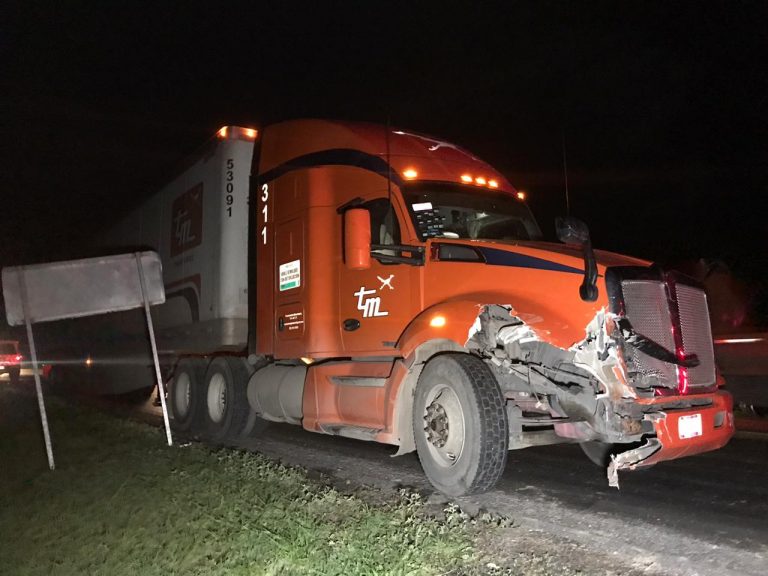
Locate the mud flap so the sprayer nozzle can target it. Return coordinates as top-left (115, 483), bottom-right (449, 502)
top-left (607, 437), bottom-right (662, 489)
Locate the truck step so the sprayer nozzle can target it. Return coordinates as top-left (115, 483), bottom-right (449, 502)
top-left (318, 424), bottom-right (381, 442)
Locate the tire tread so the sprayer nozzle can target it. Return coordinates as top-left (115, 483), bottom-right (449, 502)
top-left (452, 354), bottom-right (508, 494)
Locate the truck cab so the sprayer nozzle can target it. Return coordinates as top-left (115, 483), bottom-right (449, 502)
top-left (231, 120), bottom-right (732, 494)
top-left (97, 120), bottom-right (733, 496)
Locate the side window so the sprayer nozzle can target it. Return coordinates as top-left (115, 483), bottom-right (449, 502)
top-left (365, 198), bottom-right (400, 246)
top-left (365, 198), bottom-right (401, 263)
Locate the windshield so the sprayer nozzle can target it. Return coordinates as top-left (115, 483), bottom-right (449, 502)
top-left (402, 183), bottom-right (542, 242)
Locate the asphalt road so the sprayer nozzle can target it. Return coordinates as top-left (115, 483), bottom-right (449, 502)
top-left (230, 421), bottom-right (767, 576)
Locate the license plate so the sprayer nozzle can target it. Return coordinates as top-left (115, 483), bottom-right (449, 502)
top-left (679, 413), bottom-right (703, 439)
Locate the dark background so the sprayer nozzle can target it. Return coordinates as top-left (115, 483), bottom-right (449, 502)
top-left (2, 1), bottom-right (766, 324)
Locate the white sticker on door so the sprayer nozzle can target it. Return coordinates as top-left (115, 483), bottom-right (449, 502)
top-left (279, 260), bottom-right (301, 291)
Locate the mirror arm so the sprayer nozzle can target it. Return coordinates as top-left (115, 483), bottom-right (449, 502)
top-left (370, 244), bottom-right (425, 266)
top-left (371, 243), bottom-right (424, 254)
top-left (579, 240), bottom-right (599, 302)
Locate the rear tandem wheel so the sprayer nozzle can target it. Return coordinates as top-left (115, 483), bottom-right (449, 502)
top-left (201, 357), bottom-right (251, 444)
top-left (169, 358), bottom-right (205, 434)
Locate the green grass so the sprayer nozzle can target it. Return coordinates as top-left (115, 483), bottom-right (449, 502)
top-left (0, 387), bottom-right (472, 576)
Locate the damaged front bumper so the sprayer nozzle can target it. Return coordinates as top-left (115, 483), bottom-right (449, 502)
top-left (607, 390), bottom-right (734, 487)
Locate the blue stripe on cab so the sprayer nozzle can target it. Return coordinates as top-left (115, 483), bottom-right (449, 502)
top-left (477, 247), bottom-right (584, 275)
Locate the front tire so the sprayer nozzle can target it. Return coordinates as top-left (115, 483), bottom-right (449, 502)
top-left (201, 357), bottom-right (250, 444)
top-left (413, 353), bottom-right (508, 497)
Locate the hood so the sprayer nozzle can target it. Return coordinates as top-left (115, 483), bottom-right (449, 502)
top-left (452, 239), bottom-right (652, 272)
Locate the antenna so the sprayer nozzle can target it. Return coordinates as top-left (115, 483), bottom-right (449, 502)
top-left (382, 116), bottom-right (398, 245)
top-left (562, 133), bottom-right (570, 216)
top-left (385, 116), bottom-right (393, 205)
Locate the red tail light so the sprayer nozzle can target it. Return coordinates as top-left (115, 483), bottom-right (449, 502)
top-left (14, 354), bottom-right (22, 362)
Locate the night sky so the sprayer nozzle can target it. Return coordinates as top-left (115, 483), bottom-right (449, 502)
top-left (2, 2), bottom-right (766, 318)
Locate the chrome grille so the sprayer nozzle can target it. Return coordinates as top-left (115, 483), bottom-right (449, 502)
top-left (621, 280), bottom-right (677, 389)
top-left (619, 276), bottom-right (716, 393)
top-left (676, 284), bottom-right (716, 388)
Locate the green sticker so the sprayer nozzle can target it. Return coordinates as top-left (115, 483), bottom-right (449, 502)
top-left (279, 260), bottom-right (301, 291)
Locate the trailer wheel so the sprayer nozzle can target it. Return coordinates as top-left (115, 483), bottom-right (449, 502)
top-left (413, 353), bottom-right (508, 497)
top-left (202, 357), bottom-right (250, 444)
top-left (170, 359), bottom-right (204, 433)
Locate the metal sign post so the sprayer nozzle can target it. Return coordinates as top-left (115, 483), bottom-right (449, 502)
top-left (135, 253), bottom-right (172, 446)
top-left (18, 269), bottom-right (55, 470)
top-left (2, 251), bottom-right (169, 468)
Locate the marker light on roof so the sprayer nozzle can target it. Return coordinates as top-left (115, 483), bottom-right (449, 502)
top-left (460, 173), bottom-right (506, 190)
top-left (403, 168), bottom-right (419, 179)
top-left (242, 127), bottom-right (258, 139)
top-left (516, 191), bottom-right (526, 201)
top-left (217, 126), bottom-right (228, 139)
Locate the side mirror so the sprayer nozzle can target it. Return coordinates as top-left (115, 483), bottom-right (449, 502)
top-left (555, 216), bottom-right (591, 247)
top-left (555, 216), bottom-right (599, 302)
top-left (344, 208), bottom-right (371, 270)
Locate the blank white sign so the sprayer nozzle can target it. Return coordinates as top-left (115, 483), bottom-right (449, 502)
top-left (2, 251), bottom-right (165, 326)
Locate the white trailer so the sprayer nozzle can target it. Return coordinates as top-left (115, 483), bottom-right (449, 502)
top-left (45, 127), bottom-right (257, 395)
top-left (101, 126), bottom-right (256, 356)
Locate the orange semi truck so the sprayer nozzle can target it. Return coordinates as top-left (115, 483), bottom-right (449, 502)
top-left (100, 120), bottom-right (733, 495)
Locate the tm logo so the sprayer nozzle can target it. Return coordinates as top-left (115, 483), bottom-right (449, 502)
top-left (174, 210), bottom-right (196, 247)
top-left (354, 276), bottom-right (395, 318)
top-left (170, 184), bottom-right (203, 257)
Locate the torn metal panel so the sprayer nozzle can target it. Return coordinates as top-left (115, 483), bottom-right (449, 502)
top-left (570, 308), bottom-right (637, 401)
top-left (467, 304), bottom-right (637, 410)
top-left (467, 303), bottom-right (657, 485)
top-left (607, 437), bottom-right (662, 488)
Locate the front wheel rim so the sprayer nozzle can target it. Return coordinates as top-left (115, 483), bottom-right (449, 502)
top-left (422, 384), bottom-right (465, 467)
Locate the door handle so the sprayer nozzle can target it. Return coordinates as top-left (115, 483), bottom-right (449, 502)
top-left (343, 318), bottom-right (361, 331)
